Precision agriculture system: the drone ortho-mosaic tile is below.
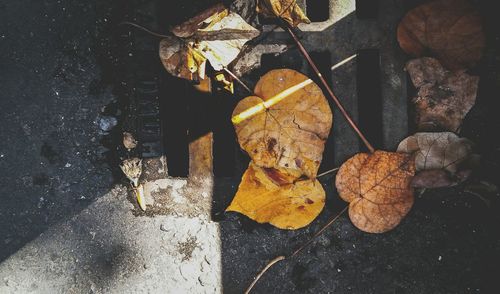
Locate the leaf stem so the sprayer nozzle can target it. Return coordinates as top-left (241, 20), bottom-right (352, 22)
top-left (285, 26), bottom-right (375, 153)
top-left (317, 167), bottom-right (339, 178)
top-left (244, 205), bottom-right (348, 293)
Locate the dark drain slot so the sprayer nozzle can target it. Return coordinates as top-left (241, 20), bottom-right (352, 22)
top-left (306, 0), bottom-right (330, 22)
top-left (357, 49), bottom-right (383, 151)
top-left (212, 89), bottom-right (238, 177)
top-left (159, 71), bottom-right (190, 177)
top-left (308, 51), bottom-right (336, 173)
top-left (356, 0), bottom-right (380, 19)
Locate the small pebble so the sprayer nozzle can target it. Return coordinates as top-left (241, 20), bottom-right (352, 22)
top-left (99, 116), bottom-right (118, 132)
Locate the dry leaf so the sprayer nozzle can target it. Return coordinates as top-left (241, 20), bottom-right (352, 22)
top-left (335, 151), bottom-right (416, 233)
top-left (397, 132), bottom-right (473, 173)
top-left (257, 0), bottom-right (311, 27)
top-left (171, 3), bottom-right (227, 38)
top-left (397, 0), bottom-right (485, 70)
top-left (406, 57), bottom-right (479, 132)
top-left (397, 132), bottom-right (473, 188)
top-left (123, 132), bottom-right (138, 150)
top-left (410, 169), bottom-right (470, 188)
top-left (159, 37), bottom-right (207, 81)
top-left (232, 69), bottom-right (332, 179)
top-left (120, 158), bottom-right (142, 187)
top-left (135, 184), bottom-right (146, 211)
top-left (193, 12), bottom-right (260, 71)
top-left (159, 8), bottom-right (259, 81)
top-left (226, 162), bottom-right (325, 229)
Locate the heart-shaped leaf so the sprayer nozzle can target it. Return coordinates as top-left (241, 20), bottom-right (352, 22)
top-left (232, 69), bottom-right (333, 179)
top-left (335, 151), bottom-right (416, 233)
top-left (226, 162), bottom-right (325, 229)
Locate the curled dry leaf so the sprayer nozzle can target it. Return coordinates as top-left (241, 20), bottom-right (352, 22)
top-left (257, 0), bottom-right (311, 27)
top-left (397, 132), bottom-right (474, 188)
top-left (335, 151), bottom-right (416, 233)
top-left (406, 57), bottom-right (479, 132)
top-left (226, 162), bottom-right (325, 229)
top-left (397, 0), bottom-right (485, 70)
top-left (159, 37), bottom-right (207, 81)
top-left (120, 158), bottom-right (142, 187)
top-left (123, 132), bottom-right (138, 150)
top-left (232, 69), bottom-right (333, 179)
top-left (159, 6), bottom-right (260, 81)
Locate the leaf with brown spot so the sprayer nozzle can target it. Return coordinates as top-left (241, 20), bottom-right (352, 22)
top-left (257, 0), bottom-right (311, 27)
top-left (226, 162), bottom-right (325, 230)
top-left (397, 132), bottom-right (474, 188)
top-left (232, 69), bottom-right (333, 179)
top-left (397, 0), bottom-right (485, 70)
top-left (406, 57), bottom-right (479, 132)
top-left (335, 151), bottom-right (416, 233)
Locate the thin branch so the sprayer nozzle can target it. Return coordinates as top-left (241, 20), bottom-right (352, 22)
top-left (244, 206), bottom-right (349, 293)
top-left (285, 26), bottom-right (375, 153)
top-left (119, 21), bottom-right (171, 38)
top-left (244, 256), bottom-right (286, 294)
top-left (223, 68), bottom-right (253, 94)
top-left (290, 206), bottom-right (348, 258)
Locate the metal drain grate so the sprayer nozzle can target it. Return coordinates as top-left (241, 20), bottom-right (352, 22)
top-left (125, 0), bottom-right (409, 180)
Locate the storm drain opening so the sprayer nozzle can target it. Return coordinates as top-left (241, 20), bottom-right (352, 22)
top-left (305, 0), bottom-right (330, 22)
top-left (357, 49), bottom-right (383, 151)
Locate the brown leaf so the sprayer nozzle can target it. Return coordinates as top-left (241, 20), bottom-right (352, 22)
top-left (406, 57), bottom-right (479, 132)
top-left (335, 151), bottom-right (416, 233)
top-left (226, 162), bottom-right (325, 229)
top-left (397, 0), bottom-right (485, 70)
top-left (159, 37), bottom-right (207, 81)
top-left (232, 69), bottom-right (333, 179)
top-left (257, 0), bottom-right (311, 27)
top-left (159, 9), bottom-right (259, 81)
top-left (397, 132), bottom-right (473, 173)
top-left (123, 132), bottom-right (138, 150)
top-left (171, 3), bottom-right (227, 38)
top-left (398, 132), bottom-right (473, 188)
top-left (411, 169), bottom-right (464, 188)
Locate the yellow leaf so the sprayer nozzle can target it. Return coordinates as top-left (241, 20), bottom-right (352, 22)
top-left (214, 71), bottom-right (234, 93)
top-left (257, 0), bottom-right (311, 27)
top-left (227, 162), bottom-right (325, 230)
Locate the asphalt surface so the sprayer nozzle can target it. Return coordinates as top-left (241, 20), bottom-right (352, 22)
top-left (1, 0), bottom-right (500, 293)
top-left (0, 0), bottom-right (117, 262)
